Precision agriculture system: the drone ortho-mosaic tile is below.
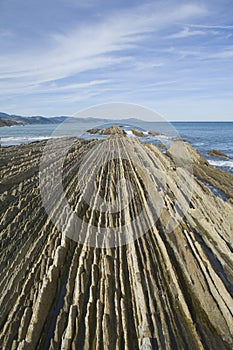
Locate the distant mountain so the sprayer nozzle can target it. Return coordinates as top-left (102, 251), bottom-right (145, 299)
top-left (63, 117), bottom-right (145, 124)
top-left (0, 113), bottom-right (68, 127)
top-left (0, 112), bottom-right (11, 118)
top-left (0, 112), bottom-right (148, 128)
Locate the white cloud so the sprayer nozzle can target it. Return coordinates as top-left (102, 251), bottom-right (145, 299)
top-left (2, 1), bottom-right (232, 120)
top-left (184, 24), bottom-right (233, 30)
top-left (134, 61), bottom-right (164, 71)
top-left (167, 27), bottom-right (206, 39)
top-left (0, 2), bottom-right (206, 92)
top-left (0, 79), bottom-right (110, 95)
top-left (211, 47), bottom-right (233, 58)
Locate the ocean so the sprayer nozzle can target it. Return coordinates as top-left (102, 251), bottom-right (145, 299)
top-left (0, 121), bottom-right (232, 174)
top-left (173, 122), bottom-right (233, 174)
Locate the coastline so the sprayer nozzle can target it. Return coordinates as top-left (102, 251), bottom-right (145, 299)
top-left (1, 121), bottom-right (233, 176)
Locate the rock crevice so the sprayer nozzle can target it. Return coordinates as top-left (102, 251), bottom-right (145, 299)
top-left (0, 138), bottom-right (232, 349)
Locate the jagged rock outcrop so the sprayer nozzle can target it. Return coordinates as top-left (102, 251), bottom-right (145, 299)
top-left (86, 128), bottom-right (101, 134)
top-left (180, 144), bottom-right (233, 201)
top-left (148, 131), bottom-right (163, 136)
top-left (87, 126), bottom-right (126, 136)
top-left (131, 128), bottom-right (144, 137)
top-left (207, 149), bottom-right (231, 159)
top-left (99, 126), bottom-right (126, 136)
top-left (0, 137), bottom-right (232, 350)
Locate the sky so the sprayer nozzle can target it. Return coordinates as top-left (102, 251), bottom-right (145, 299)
top-left (0, 0), bottom-right (233, 121)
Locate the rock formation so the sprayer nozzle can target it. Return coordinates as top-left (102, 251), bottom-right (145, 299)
top-left (87, 126), bottom-right (126, 136)
top-left (131, 129), bottom-right (144, 137)
top-left (86, 128), bottom-right (101, 134)
top-left (99, 126), bottom-right (126, 136)
top-left (148, 131), bottom-right (163, 136)
top-left (207, 149), bottom-right (231, 159)
top-left (0, 136), bottom-right (232, 350)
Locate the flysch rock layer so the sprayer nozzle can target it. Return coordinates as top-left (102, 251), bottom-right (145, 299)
top-left (0, 136), bottom-right (232, 350)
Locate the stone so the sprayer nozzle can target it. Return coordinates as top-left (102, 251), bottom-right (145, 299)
top-left (208, 149), bottom-right (231, 159)
top-left (0, 138), bottom-right (232, 350)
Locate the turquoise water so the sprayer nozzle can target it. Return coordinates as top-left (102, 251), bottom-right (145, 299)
top-left (0, 121), bottom-right (232, 174)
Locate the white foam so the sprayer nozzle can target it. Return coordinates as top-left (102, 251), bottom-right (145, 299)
top-left (193, 142), bottom-right (205, 146)
top-left (2, 136), bottom-right (52, 141)
top-left (208, 159), bottom-right (233, 168)
top-left (125, 130), bottom-right (134, 136)
top-left (0, 135), bottom-right (59, 146)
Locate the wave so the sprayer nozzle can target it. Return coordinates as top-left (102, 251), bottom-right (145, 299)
top-left (1, 136), bottom-right (54, 142)
top-left (208, 159), bottom-right (233, 168)
top-left (125, 130), bottom-right (151, 137)
top-left (193, 142), bottom-right (205, 146)
top-left (0, 135), bottom-right (60, 146)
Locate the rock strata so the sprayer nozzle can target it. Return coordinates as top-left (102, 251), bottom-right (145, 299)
top-left (131, 128), bottom-right (144, 137)
top-left (87, 126), bottom-right (126, 136)
top-left (86, 128), bottom-right (100, 134)
top-left (208, 149), bottom-right (231, 159)
top-left (99, 126), bottom-right (126, 135)
top-left (180, 144), bottom-right (233, 201)
top-left (148, 131), bottom-right (163, 136)
top-left (0, 137), bottom-right (232, 350)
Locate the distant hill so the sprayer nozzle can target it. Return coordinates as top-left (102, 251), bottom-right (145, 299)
top-left (0, 112), bottom-right (148, 128)
top-left (0, 113), bottom-right (68, 127)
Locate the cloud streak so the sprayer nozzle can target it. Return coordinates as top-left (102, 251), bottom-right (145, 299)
top-left (184, 24), bottom-right (233, 30)
top-left (167, 27), bottom-right (207, 39)
top-left (0, 3), bottom-right (206, 84)
top-left (0, 1), bottom-right (232, 120)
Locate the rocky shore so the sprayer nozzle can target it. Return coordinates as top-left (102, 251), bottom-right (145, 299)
top-left (0, 135), bottom-right (232, 350)
top-left (87, 126), bottom-right (126, 135)
top-left (207, 149), bottom-right (231, 159)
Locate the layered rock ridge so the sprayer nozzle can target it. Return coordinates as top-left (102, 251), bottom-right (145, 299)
top-left (0, 136), bottom-right (232, 350)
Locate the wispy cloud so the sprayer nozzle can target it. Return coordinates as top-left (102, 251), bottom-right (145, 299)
top-left (210, 47), bottom-right (233, 58)
top-left (167, 27), bottom-right (207, 39)
top-left (0, 79), bottom-right (110, 96)
top-left (184, 24), bottom-right (233, 30)
top-left (0, 2), bottom-right (206, 92)
top-left (0, 1), bottom-right (233, 120)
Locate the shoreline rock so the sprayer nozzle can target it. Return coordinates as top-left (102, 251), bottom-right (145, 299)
top-left (148, 130), bottom-right (163, 136)
top-left (87, 125), bottom-right (126, 136)
top-left (0, 138), bottom-right (232, 349)
top-left (208, 149), bottom-right (231, 159)
top-left (99, 125), bottom-right (126, 136)
top-left (86, 128), bottom-right (100, 134)
top-left (130, 128), bottom-right (145, 137)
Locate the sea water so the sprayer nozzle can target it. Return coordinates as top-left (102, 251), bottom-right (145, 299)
top-left (0, 121), bottom-right (232, 174)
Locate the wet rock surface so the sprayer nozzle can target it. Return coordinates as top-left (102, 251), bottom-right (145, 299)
top-left (86, 128), bottom-right (100, 134)
top-left (131, 129), bottom-right (145, 137)
top-left (87, 126), bottom-right (126, 136)
top-left (182, 144), bottom-right (233, 201)
top-left (207, 149), bottom-right (231, 159)
top-left (148, 131), bottom-right (163, 136)
top-left (99, 126), bottom-right (126, 136)
top-left (0, 138), bottom-right (232, 350)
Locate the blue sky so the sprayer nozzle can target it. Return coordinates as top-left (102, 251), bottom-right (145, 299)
top-left (0, 0), bottom-right (233, 120)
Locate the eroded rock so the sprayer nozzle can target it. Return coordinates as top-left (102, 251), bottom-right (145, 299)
top-left (0, 138), bottom-right (232, 350)
top-left (208, 149), bottom-right (231, 159)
